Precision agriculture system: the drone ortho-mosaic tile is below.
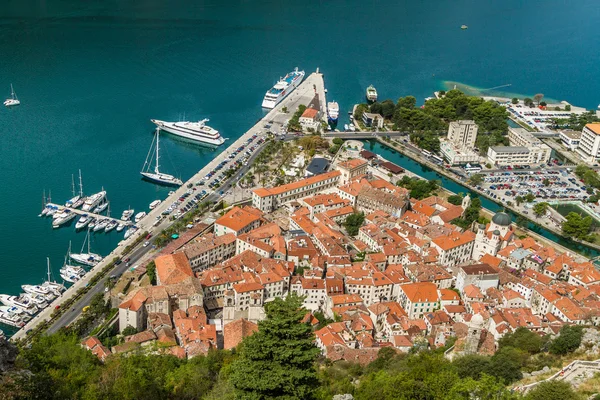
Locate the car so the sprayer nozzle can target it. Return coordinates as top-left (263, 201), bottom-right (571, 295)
top-left (143, 241), bottom-right (150, 247)
top-left (115, 259), bottom-right (122, 265)
top-left (124, 257), bottom-right (131, 262)
top-left (145, 233), bottom-right (153, 240)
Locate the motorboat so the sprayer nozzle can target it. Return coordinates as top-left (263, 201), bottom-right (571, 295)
top-left (0, 294), bottom-right (39, 315)
top-left (124, 226), bottom-right (138, 239)
top-left (75, 214), bottom-right (91, 230)
top-left (104, 220), bottom-right (118, 232)
top-left (0, 305), bottom-right (23, 315)
top-left (23, 293), bottom-right (48, 309)
top-left (0, 312), bottom-right (26, 328)
top-left (116, 222), bottom-right (126, 232)
top-left (134, 212), bottom-right (146, 223)
top-left (93, 201), bottom-right (109, 214)
top-left (88, 218), bottom-right (97, 229)
top-left (93, 219), bottom-right (109, 232)
top-left (149, 200), bottom-right (161, 210)
top-left (52, 209), bottom-right (76, 228)
top-left (121, 209), bottom-right (134, 221)
top-left (22, 285), bottom-right (55, 302)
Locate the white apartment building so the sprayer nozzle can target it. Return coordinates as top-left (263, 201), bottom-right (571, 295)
top-left (440, 140), bottom-right (480, 165)
top-left (448, 120), bottom-right (479, 149)
top-left (398, 282), bottom-right (440, 319)
top-left (506, 127), bottom-right (551, 164)
top-left (576, 123), bottom-right (600, 162)
top-left (487, 146), bottom-right (531, 166)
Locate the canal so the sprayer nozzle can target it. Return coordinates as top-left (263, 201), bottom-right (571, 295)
top-left (364, 140), bottom-right (600, 258)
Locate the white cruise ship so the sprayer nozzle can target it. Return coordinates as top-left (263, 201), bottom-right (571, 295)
top-left (82, 190), bottom-right (106, 212)
top-left (261, 68), bottom-right (305, 109)
top-left (151, 119), bottom-right (225, 146)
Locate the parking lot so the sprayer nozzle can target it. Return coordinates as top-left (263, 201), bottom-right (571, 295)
top-left (478, 169), bottom-right (589, 205)
top-left (200, 133), bottom-right (266, 193)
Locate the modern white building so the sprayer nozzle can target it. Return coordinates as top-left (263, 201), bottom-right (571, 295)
top-left (559, 130), bottom-right (581, 151)
top-left (440, 140), bottom-right (480, 165)
top-left (506, 127), bottom-right (551, 165)
top-left (487, 146), bottom-right (530, 166)
top-left (576, 123), bottom-right (600, 163)
top-left (448, 120), bottom-right (479, 149)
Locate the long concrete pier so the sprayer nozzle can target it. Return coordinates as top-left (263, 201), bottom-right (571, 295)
top-left (12, 70), bottom-right (326, 341)
top-left (43, 203), bottom-right (133, 228)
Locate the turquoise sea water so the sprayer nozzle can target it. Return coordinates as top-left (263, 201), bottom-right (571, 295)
top-left (1, 1), bottom-right (600, 332)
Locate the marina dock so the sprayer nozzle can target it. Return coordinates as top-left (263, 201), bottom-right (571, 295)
top-left (43, 203), bottom-right (133, 228)
top-left (11, 70), bottom-right (326, 341)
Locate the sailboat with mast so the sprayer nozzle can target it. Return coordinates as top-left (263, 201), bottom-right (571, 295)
top-left (3, 84), bottom-right (20, 107)
top-left (60, 243), bottom-right (86, 283)
top-left (141, 128), bottom-right (183, 187)
top-left (41, 257), bottom-right (66, 295)
top-left (65, 170), bottom-right (85, 209)
top-left (69, 229), bottom-right (103, 267)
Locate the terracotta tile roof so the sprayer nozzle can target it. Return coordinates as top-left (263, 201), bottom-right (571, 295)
top-left (233, 282), bottom-right (264, 293)
top-left (155, 253), bottom-right (194, 286)
top-left (301, 108), bottom-right (319, 119)
top-left (253, 171), bottom-right (341, 197)
top-left (224, 318), bottom-right (258, 350)
top-left (338, 158), bottom-right (368, 170)
top-left (439, 288), bottom-right (460, 301)
top-left (460, 263), bottom-right (498, 275)
top-left (432, 230), bottom-right (475, 251)
top-left (330, 293), bottom-right (363, 306)
top-left (480, 254), bottom-right (503, 268)
top-left (400, 282), bottom-right (439, 303)
top-left (215, 206), bottom-right (262, 232)
top-left (125, 330), bottom-right (157, 344)
top-left (182, 233), bottom-right (236, 259)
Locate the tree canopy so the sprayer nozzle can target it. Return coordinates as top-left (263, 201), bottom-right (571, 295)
top-left (344, 212), bottom-right (365, 236)
top-left (397, 176), bottom-right (440, 200)
top-left (229, 295), bottom-right (319, 400)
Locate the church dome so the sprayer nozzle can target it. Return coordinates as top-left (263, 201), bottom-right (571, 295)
top-left (492, 211), bottom-right (511, 227)
top-left (470, 313), bottom-right (485, 327)
top-left (493, 230), bottom-right (500, 236)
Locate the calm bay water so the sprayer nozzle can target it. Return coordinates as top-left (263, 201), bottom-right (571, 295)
top-left (0, 0), bottom-right (599, 326)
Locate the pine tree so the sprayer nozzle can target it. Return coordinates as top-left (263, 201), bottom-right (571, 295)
top-left (229, 295), bottom-right (319, 400)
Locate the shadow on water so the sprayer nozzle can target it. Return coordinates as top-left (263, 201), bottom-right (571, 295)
top-left (365, 140), bottom-right (599, 258)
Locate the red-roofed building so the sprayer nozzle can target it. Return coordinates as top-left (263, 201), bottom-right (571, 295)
top-left (223, 318), bottom-right (258, 350)
top-left (214, 206), bottom-right (263, 237)
top-left (337, 158), bottom-right (369, 185)
top-left (398, 282), bottom-right (440, 319)
top-left (155, 253), bottom-right (194, 286)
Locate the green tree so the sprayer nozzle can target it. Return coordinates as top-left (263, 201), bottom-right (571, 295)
top-left (397, 176), bottom-right (440, 200)
top-left (486, 347), bottom-right (523, 384)
top-left (524, 98), bottom-right (534, 107)
top-left (533, 93), bottom-right (544, 106)
top-left (542, 178), bottom-right (550, 186)
top-left (121, 325), bottom-right (138, 336)
top-left (230, 295), bottom-right (319, 400)
top-left (344, 212), bottom-right (365, 236)
top-left (511, 98), bottom-right (519, 104)
top-left (498, 327), bottom-right (543, 354)
top-left (354, 104), bottom-right (369, 121)
top-left (565, 104), bottom-right (571, 111)
top-left (525, 193), bottom-right (535, 202)
top-left (468, 174), bottom-right (484, 186)
top-left (332, 137), bottom-right (343, 145)
top-left (453, 354), bottom-right (491, 380)
top-left (526, 380), bottom-right (579, 400)
top-left (532, 202), bottom-right (549, 218)
top-left (549, 325), bottom-right (584, 355)
top-left (561, 212), bottom-right (594, 241)
top-left (540, 101), bottom-right (547, 107)
top-left (515, 195), bottom-right (524, 206)
top-left (146, 260), bottom-right (157, 285)
top-left (447, 194), bottom-right (464, 206)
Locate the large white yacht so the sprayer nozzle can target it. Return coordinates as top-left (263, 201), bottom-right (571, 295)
top-left (261, 68), bottom-right (305, 109)
top-left (151, 119), bottom-right (225, 146)
top-left (0, 294), bottom-right (39, 315)
top-left (327, 101), bottom-right (339, 123)
top-left (82, 190), bottom-right (106, 212)
top-left (52, 209), bottom-right (77, 228)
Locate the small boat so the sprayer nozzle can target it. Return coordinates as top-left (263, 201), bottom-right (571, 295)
top-left (93, 201), bottom-right (108, 214)
top-left (461, 24), bottom-right (468, 30)
top-left (366, 85), bottom-right (378, 102)
top-left (88, 218), bottom-right (97, 229)
top-left (93, 218), bottom-right (109, 232)
top-left (141, 128), bottom-right (184, 187)
top-left (116, 222), bottom-right (126, 232)
top-left (75, 214), bottom-right (91, 230)
top-left (46, 205), bottom-right (59, 216)
top-left (22, 285), bottom-right (55, 302)
top-left (121, 208), bottom-right (134, 221)
top-left (82, 190), bottom-right (106, 212)
top-left (0, 294), bottom-right (39, 316)
top-left (134, 212), bottom-right (146, 223)
top-left (60, 265), bottom-right (85, 283)
top-left (327, 101), bottom-right (339, 124)
top-left (23, 293), bottom-right (48, 309)
top-left (104, 219), bottom-right (118, 233)
top-left (41, 258), bottom-right (66, 296)
top-left (149, 200), bottom-right (162, 210)
top-left (3, 84), bottom-right (20, 107)
top-left (0, 312), bottom-right (26, 328)
top-left (70, 230), bottom-right (103, 267)
top-left (0, 305), bottom-right (23, 315)
top-left (52, 209), bottom-right (76, 228)
top-left (124, 226), bottom-right (138, 239)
